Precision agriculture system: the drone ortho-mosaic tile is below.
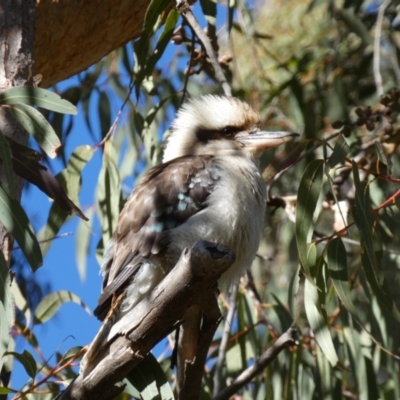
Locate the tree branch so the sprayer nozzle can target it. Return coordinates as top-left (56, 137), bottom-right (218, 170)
top-left (176, 0), bottom-right (232, 98)
top-left (213, 327), bottom-right (298, 400)
top-left (58, 240), bottom-right (235, 400)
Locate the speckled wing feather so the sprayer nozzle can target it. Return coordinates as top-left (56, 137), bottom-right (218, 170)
top-left (93, 155), bottom-right (221, 320)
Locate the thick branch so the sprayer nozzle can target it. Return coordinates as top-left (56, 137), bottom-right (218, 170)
top-left (213, 327), bottom-right (298, 400)
top-left (59, 240), bottom-right (235, 400)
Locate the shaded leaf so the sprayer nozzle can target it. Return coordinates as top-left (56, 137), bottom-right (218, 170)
top-left (5, 350), bottom-right (36, 379)
top-left (295, 159), bottom-right (324, 281)
top-left (96, 140), bottom-right (121, 246)
top-left (11, 279), bottom-right (32, 329)
top-left (352, 162), bottom-right (400, 322)
top-left (0, 182), bottom-right (42, 270)
top-left (0, 132), bottom-right (15, 195)
top-left (327, 238), bottom-right (357, 315)
top-left (304, 276), bottom-right (338, 367)
top-left (8, 138), bottom-right (88, 220)
top-left (0, 250), bottom-right (13, 372)
top-left (336, 8), bottom-right (372, 46)
top-left (38, 145), bottom-right (94, 256)
top-left (125, 353), bottom-right (174, 400)
top-left (34, 290), bottom-right (91, 325)
top-left (98, 91), bottom-right (111, 139)
top-left (328, 134), bottom-right (350, 168)
top-left (59, 346), bottom-right (83, 365)
top-left (263, 139), bottom-right (308, 182)
top-left (0, 86), bottom-right (77, 114)
top-left (9, 104), bottom-right (61, 158)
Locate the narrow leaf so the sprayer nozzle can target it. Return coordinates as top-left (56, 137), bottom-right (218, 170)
top-left (326, 238), bottom-right (357, 315)
top-left (9, 104), bottom-right (61, 159)
top-left (0, 251), bottom-right (13, 372)
top-left (38, 145), bottom-right (94, 255)
top-left (75, 208), bottom-right (94, 282)
top-left (0, 132), bottom-right (15, 195)
top-left (295, 159), bottom-right (324, 281)
top-left (352, 162), bottom-right (400, 321)
top-left (328, 134), bottom-right (350, 168)
top-left (96, 140), bottom-right (121, 246)
top-left (9, 140), bottom-right (88, 221)
top-left (0, 86), bottom-right (77, 114)
top-left (0, 182), bottom-right (42, 270)
top-left (125, 353), bottom-right (174, 400)
top-left (5, 350), bottom-right (36, 379)
top-left (304, 278), bottom-right (338, 367)
top-left (34, 290), bottom-right (91, 325)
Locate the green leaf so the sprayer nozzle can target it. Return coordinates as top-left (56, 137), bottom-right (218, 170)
top-left (0, 86), bottom-right (77, 114)
top-left (0, 387), bottom-right (16, 394)
top-left (295, 159), bottom-right (324, 281)
top-left (98, 91), bottom-right (111, 138)
top-left (0, 182), bottom-right (42, 270)
top-left (34, 290), bottom-right (91, 325)
top-left (96, 140), bottom-right (121, 246)
top-left (5, 350), bottom-right (37, 379)
top-left (0, 251), bottom-right (13, 372)
top-left (304, 277), bottom-right (338, 367)
top-left (327, 134), bottom-right (350, 168)
top-left (38, 145), bottom-right (94, 256)
top-left (9, 104), bottom-right (61, 159)
top-left (326, 238), bottom-right (357, 315)
top-left (75, 208), bottom-right (94, 282)
top-left (124, 353), bottom-right (174, 400)
top-left (0, 132), bottom-right (15, 195)
top-left (352, 162), bottom-right (400, 322)
top-left (11, 279), bottom-right (32, 329)
top-left (59, 346), bottom-right (83, 365)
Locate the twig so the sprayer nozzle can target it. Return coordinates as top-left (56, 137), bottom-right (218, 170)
top-left (95, 75), bottom-right (135, 149)
top-left (373, 0), bottom-right (391, 97)
top-left (213, 327), bottom-right (298, 400)
top-left (176, 0), bottom-right (232, 98)
top-left (212, 283), bottom-right (238, 396)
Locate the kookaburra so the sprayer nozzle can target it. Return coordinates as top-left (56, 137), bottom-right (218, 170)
top-left (81, 95), bottom-right (296, 371)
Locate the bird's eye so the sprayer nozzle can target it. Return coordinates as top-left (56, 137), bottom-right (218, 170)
top-left (221, 126), bottom-right (238, 138)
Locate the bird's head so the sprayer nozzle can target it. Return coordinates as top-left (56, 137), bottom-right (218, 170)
top-left (163, 95), bottom-right (297, 162)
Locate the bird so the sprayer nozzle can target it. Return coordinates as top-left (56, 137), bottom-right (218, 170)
top-left (81, 95), bottom-right (296, 373)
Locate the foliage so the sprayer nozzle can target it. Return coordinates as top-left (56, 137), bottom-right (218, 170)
top-left (1, 0), bottom-right (400, 398)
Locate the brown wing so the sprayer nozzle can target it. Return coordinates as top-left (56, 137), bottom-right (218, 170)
top-left (93, 155), bottom-right (221, 320)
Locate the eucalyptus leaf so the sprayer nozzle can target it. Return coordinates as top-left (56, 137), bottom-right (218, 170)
top-left (0, 86), bottom-right (77, 114)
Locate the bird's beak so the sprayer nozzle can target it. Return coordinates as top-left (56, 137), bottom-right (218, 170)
top-left (239, 131), bottom-right (298, 154)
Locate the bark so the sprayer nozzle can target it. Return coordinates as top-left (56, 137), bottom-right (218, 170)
top-left (35, 0), bottom-right (160, 88)
top-left (0, 0), bottom-right (35, 261)
top-left (0, 0), bottom-right (36, 395)
top-left (59, 241), bottom-right (235, 400)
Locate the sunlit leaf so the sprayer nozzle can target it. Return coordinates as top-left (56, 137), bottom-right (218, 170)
top-left (96, 140), bottom-right (121, 246)
top-left (0, 182), bottom-right (42, 270)
top-left (295, 159), bottom-right (324, 281)
top-left (34, 290), bottom-right (91, 325)
top-left (5, 350), bottom-right (37, 379)
top-left (38, 145), bottom-right (94, 256)
top-left (75, 208), bottom-right (94, 282)
top-left (11, 279), bottom-right (32, 329)
top-left (0, 86), bottom-right (77, 114)
top-left (9, 104), bottom-right (61, 158)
